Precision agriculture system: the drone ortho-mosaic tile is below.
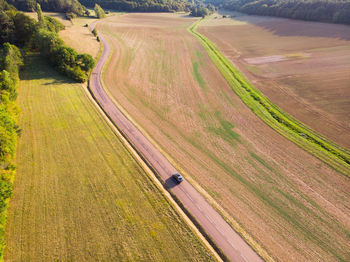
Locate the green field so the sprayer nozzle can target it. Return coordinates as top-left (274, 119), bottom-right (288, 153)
top-left (4, 55), bottom-right (214, 261)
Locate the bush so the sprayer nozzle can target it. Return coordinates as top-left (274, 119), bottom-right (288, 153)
top-left (94, 3), bottom-right (106, 19)
top-left (44, 16), bottom-right (65, 33)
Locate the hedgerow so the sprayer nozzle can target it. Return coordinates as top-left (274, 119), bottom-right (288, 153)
top-left (0, 42), bottom-right (22, 258)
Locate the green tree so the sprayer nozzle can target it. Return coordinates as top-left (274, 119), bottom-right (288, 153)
top-left (94, 4), bottom-right (106, 19)
top-left (0, 70), bottom-right (16, 100)
top-left (0, 43), bottom-right (23, 78)
top-left (0, 11), bottom-right (15, 44)
top-left (35, 28), bottom-right (64, 56)
top-left (77, 54), bottom-right (95, 71)
top-left (35, 3), bottom-right (44, 27)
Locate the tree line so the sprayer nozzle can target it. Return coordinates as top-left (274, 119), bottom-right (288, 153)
top-left (79, 0), bottom-right (193, 12)
top-left (210, 0), bottom-right (350, 25)
top-left (7, 0), bottom-right (89, 18)
top-left (0, 42), bottom-right (21, 259)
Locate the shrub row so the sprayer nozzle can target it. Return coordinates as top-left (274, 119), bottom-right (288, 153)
top-left (0, 42), bottom-right (22, 259)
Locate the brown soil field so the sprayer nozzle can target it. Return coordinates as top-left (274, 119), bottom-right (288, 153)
top-left (98, 13), bottom-right (350, 262)
top-left (199, 14), bottom-right (350, 150)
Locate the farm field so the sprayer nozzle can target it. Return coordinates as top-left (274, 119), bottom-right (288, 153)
top-left (98, 13), bottom-right (350, 262)
top-left (25, 12), bottom-right (100, 58)
top-left (198, 14), bottom-right (350, 149)
top-left (4, 55), bottom-right (214, 261)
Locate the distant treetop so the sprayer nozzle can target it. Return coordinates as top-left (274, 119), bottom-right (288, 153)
top-left (6, 0), bottom-right (88, 17)
top-left (78, 0), bottom-right (193, 12)
top-left (206, 0), bottom-right (350, 25)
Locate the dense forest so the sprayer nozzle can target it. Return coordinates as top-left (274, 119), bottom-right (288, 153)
top-left (209, 0), bottom-right (350, 25)
top-left (7, 0), bottom-right (88, 16)
top-left (78, 0), bottom-right (193, 12)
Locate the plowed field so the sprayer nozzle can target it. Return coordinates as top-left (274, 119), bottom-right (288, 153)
top-left (199, 14), bottom-right (350, 149)
top-left (98, 13), bottom-right (350, 262)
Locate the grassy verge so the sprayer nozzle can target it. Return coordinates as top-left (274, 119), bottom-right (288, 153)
top-left (4, 55), bottom-right (215, 261)
top-left (189, 19), bottom-right (350, 176)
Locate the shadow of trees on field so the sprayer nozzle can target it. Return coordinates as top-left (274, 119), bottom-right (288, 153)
top-left (217, 9), bottom-right (350, 41)
top-left (20, 54), bottom-right (76, 84)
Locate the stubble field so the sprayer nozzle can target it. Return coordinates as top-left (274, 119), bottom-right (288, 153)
top-left (198, 14), bottom-right (350, 149)
top-left (4, 54), bottom-right (214, 261)
top-left (98, 13), bottom-right (350, 262)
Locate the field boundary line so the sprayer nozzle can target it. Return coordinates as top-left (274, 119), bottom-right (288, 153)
top-left (86, 20), bottom-right (226, 262)
top-left (188, 18), bottom-right (350, 176)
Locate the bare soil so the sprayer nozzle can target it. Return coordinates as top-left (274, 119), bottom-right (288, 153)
top-left (98, 13), bottom-right (350, 262)
top-left (198, 15), bottom-right (350, 149)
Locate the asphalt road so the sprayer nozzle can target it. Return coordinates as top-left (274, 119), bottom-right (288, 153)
top-left (89, 21), bottom-right (263, 262)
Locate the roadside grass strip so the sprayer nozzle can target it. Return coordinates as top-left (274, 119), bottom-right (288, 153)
top-left (189, 19), bottom-right (350, 176)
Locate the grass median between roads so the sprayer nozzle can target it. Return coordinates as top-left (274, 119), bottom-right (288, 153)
top-left (189, 19), bottom-right (350, 176)
top-left (4, 55), bottom-right (215, 261)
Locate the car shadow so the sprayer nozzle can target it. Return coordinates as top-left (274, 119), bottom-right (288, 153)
top-left (165, 177), bottom-right (178, 189)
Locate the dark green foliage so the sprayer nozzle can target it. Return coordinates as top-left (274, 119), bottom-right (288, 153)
top-left (0, 43), bottom-right (23, 79)
top-left (44, 15), bottom-right (65, 32)
top-left (190, 3), bottom-right (215, 17)
top-left (0, 10), bottom-right (37, 47)
top-left (212, 0), bottom-right (350, 25)
top-left (78, 0), bottom-right (193, 12)
top-left (0, 104), bottom-right (17, 165)
top-left (8, 0), bottom-right (88, 16)
top-left (94, 3), bottom-right (105, 18)
top-left (5, 0), bottom-right (35, 11)
top-left (0, 41), bottom-right (21, 259)
top-left (34, 28), bottom-right (64, 55)
top-left (0, 11), bottom-right (15, 44)
top-left (0, 0), bottom-right (15, 11)
top-left (31, 4), bottom-right (94, 81)
top-left (49, 45), bottom-right (94, 82)
top-left (34, 26), bottom-right (94, 82)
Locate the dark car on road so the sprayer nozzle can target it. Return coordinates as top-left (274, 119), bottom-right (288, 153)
top-left (172, 173), bottom-right (183, 184)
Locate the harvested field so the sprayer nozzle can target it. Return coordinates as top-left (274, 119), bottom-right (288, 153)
top-left (98, 13), bottom-right (350, 262)
top-left (198, 14), bottom-right (350, 149)
top-left (25, 12), bottom-right (100, 58)
top-left (4, 55), bottom-right (214, 261)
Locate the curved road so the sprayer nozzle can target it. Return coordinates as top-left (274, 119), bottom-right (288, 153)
top-left (89, 21), bottom-right (263, 262)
